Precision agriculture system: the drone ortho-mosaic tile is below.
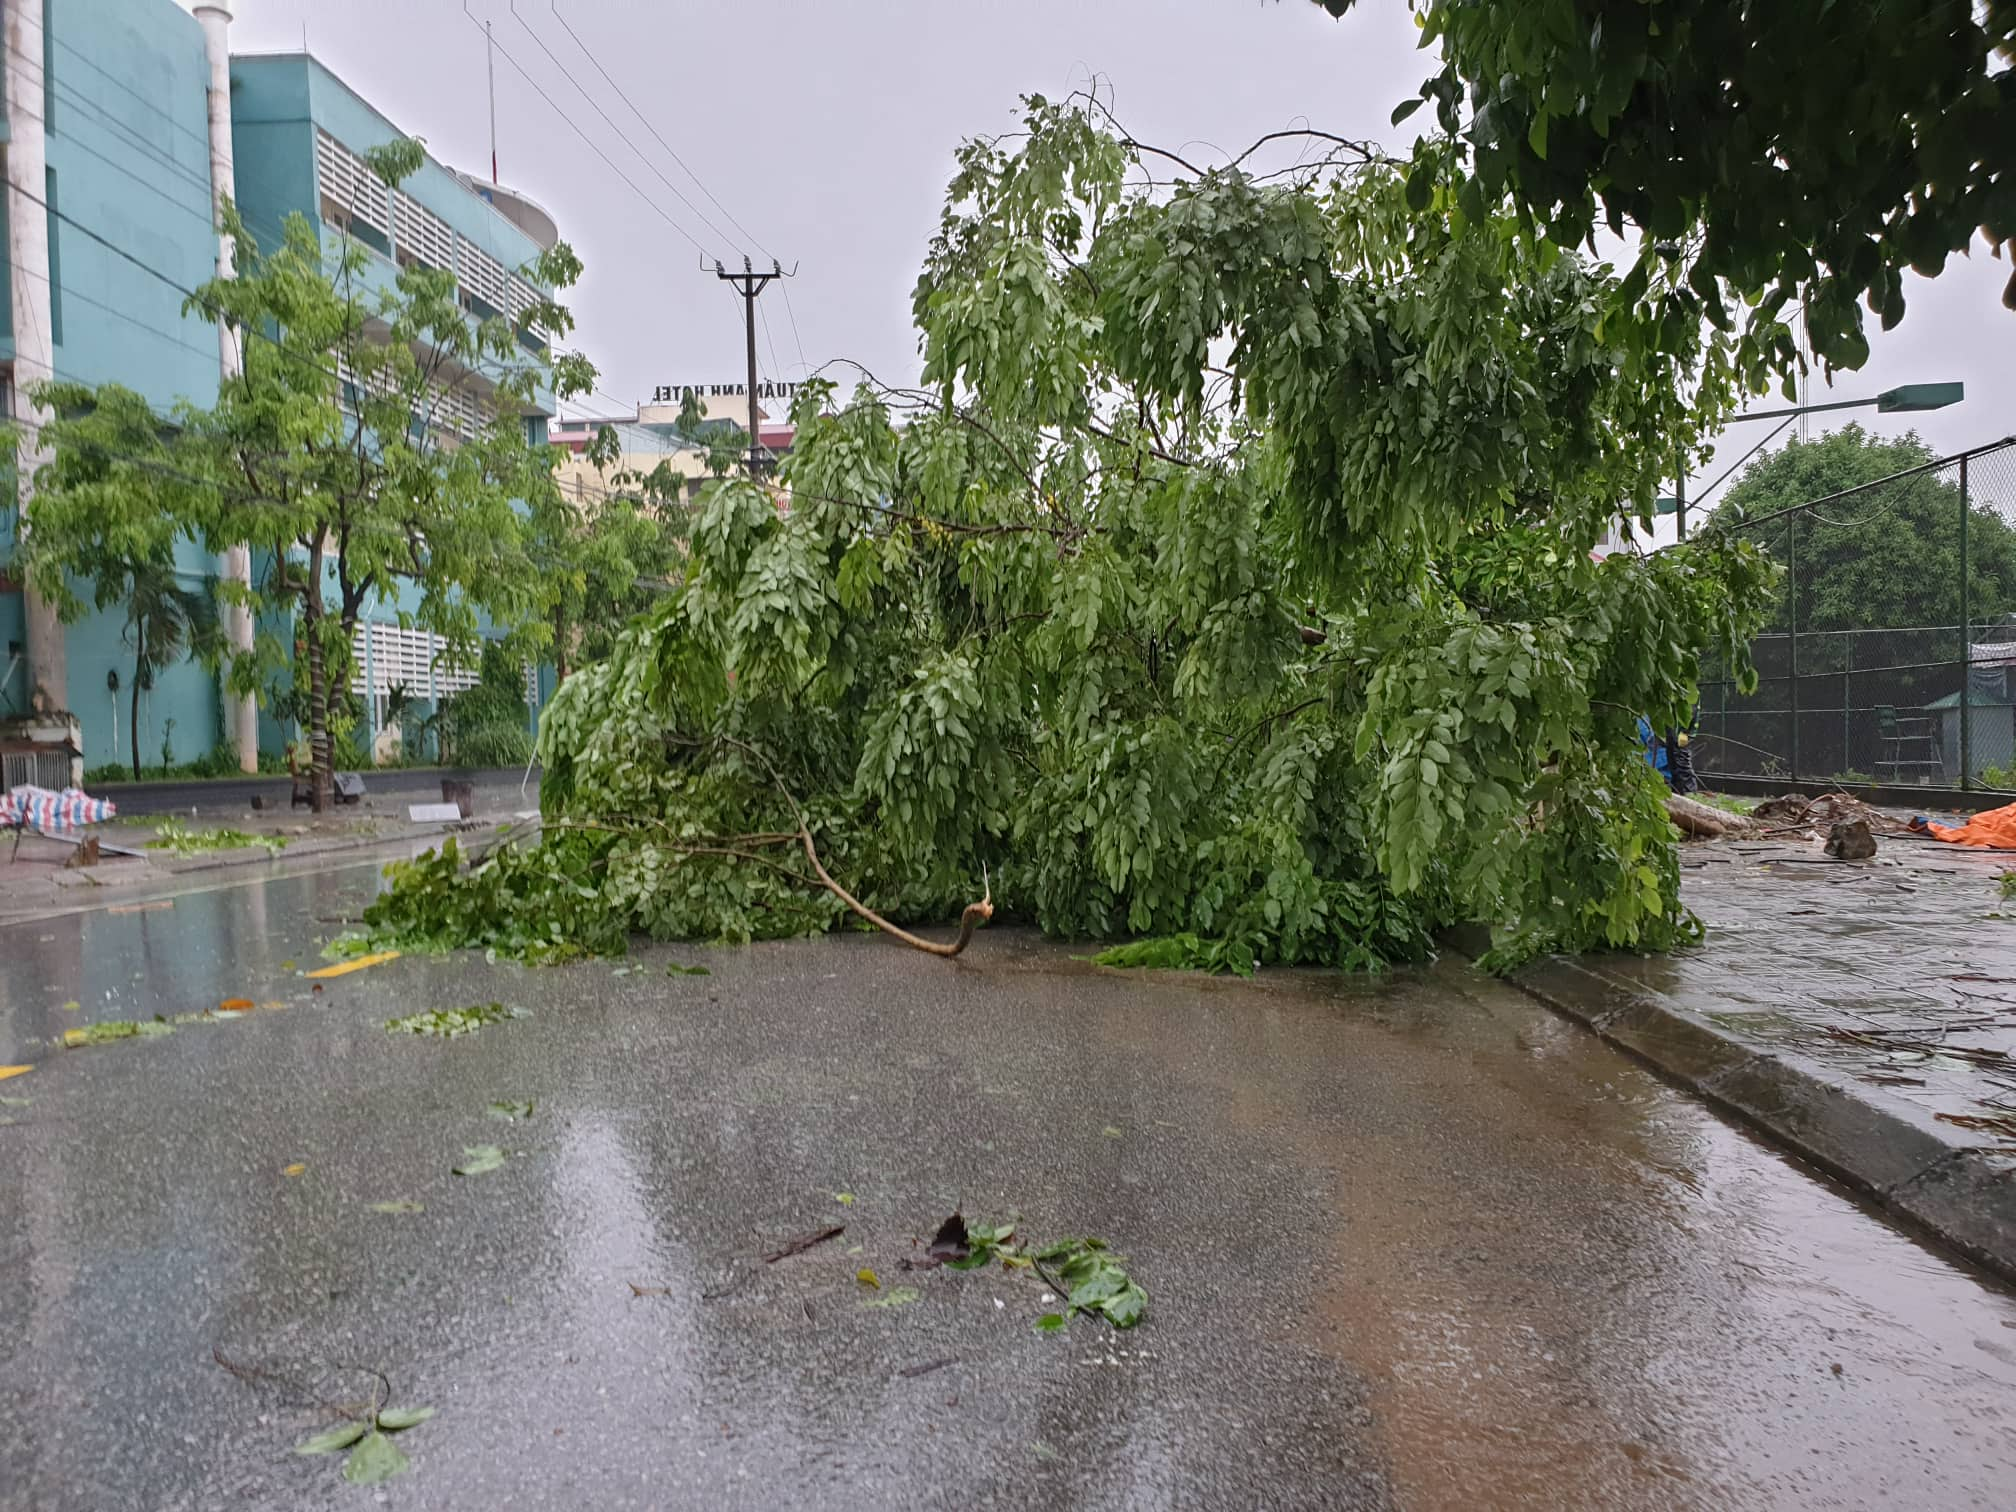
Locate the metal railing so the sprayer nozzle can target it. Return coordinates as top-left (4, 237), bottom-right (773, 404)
top-left (1697, 437), bottom-right (2016, 790)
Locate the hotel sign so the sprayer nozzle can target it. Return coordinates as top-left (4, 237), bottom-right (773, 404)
top-left (650, 381), bottom-right (805, 403)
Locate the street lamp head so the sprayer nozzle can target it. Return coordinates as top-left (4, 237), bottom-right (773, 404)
top-left (1877, 381), bottom-right (1964, 413)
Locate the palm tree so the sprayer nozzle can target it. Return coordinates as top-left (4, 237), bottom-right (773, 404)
top-left (124, 565), bottom-right (223, 781)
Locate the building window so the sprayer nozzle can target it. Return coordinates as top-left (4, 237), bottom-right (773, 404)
top-left (45, 167), bottom-right (61, 347)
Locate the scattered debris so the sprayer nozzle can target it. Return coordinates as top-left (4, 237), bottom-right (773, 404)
top-left (1825, 818), bottom-right (1879, 860)
top-left (906, 1211), bottom-right (1148, 1329)
top-left (627, 1282), bottom-right (673, 1298)
top-left (0, 1066), bottom-right (31, 1081)
top-left (146, 818), bottom-right (288, 857)
top-left (1936, 1111), bottom-right (2016, 1140)
top-left (385, 1003), bottom-right (525, 1038)
top-left (407, 803), bottom-right (463, 823)
top-left (295, 1400), bottom-right (435, 1486)
top-left (307, 950), bottom-right (402, 980)
top-left (763, 1225), bottom-right (845, 1264)
top-left (220, 997), bottom-right (255, 1012)
top-left (897, 1357), bottom-right (958, 1379)
top-left (452, 1144), bottom-right (507, 1177)
top-left (367, 1201), bottom-right (424, 1214)
top-left (861, 1286), bottom-right (921, 1310)
top-left (857, 1268), bottom-right (881, 1289)
top-left (60, 1000), bottom-right (79, 1013)
top-left (927, 1211), bottom-right (972, 1265)
top-left (1668, 792), bottom-right (1757, 839)
top-left (485, 1099), bottom-right (536, 1122)
top-left (664, 961), bottom-right (712, 976)
top-left (283, 1163), bottom-right (306, 1178)
top-left (215, 1347), bottom-right (432, 1487)
top-left (834, 1191), bottom-right (855, 1205)
top-left (1091, 933), bottom-right (1255, 977)
top-left (62, 1019), bottom-right (172, 1048)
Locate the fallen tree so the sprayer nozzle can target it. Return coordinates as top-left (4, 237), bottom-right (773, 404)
top-left (362, 96), bottom-right (1777, 972)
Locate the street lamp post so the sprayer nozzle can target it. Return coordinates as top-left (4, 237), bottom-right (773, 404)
top-left (1661, 382), bottom-right (1965, 537)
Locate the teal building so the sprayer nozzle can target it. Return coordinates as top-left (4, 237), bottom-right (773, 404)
top-left (2, 0), bottom-right (557, 775)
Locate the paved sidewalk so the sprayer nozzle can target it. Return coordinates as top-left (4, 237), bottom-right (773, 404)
top-left (1497, 805), bottom-right (2016, 1279)
top-left (0, 773), bottom-right (538, 926)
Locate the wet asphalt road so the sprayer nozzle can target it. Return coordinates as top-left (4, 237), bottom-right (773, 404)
top-left (3, 866), bottom-right (2015, 1510)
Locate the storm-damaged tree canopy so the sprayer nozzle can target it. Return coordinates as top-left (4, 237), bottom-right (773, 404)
top-left (363, 97), bottom-right (1778, 972)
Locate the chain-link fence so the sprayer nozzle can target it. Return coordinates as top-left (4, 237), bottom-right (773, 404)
top-left (1696, 437), bottom-right (2016, 791)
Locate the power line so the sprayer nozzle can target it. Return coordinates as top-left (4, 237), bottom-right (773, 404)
top-left (547, 0), bottom-right (780, 264)
top-left (47, 30), bottom-right (214, 155)
top-left (457, 2), bottom-right (710, 260)
top-left (10, 176), bottom-right (568, 420)
top-left (758, 299), bottom-right (785, 393)
top-left (778, 277), bottom-right (809, 378)
top-left (6, 40), bottom-right (216, 203)
top-left (10, 262), bottom-right (226, 374)
top-left (506, 0), bottom-right (745, 256)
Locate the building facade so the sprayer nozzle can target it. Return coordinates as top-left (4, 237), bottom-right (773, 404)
top-left (0, 0), bottom-right (560, 774)
top-left (549, 390), bottom-right (795, 511)
top-left (1, 0), bottom-right (223, 764)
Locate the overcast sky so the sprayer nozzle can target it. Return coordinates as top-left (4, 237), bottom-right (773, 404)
top-left (234, 0), bottom-right (2013, 514)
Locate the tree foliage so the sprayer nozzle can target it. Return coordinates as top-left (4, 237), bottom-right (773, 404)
top-left (11, 389), bottom-right (226, 779)
top-left (1312, 0), bottom-right (2016, 368)
top-left (1715, 426), bottom-right (2016, 637)
top-left (366, 98), bottom-right (1776, 971)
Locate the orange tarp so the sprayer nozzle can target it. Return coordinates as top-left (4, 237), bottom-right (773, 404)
top-left (1921, 801), bottom-right (2016, 849)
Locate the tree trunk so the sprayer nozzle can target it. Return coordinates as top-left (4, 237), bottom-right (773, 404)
top-left (554, 604), bottom-right (569, 683)
top-left (303, 602), bottom-right (333, 814)
top-left (129, 634), bottom-right (144, 785)
top-left (1666, 792), bottom-right (1753, 839)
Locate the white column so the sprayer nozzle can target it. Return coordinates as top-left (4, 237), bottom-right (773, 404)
top-left (191, 0), bottom-right (259, 771)
top-left (6, 0), bottom-right (65, 717)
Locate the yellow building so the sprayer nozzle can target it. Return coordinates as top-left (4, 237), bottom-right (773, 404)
top-left (550, 387), bottom-right (799, 508)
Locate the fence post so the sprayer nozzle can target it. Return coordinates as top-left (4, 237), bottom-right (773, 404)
top-left (1961, 454), bottom-right (1972, 790)
top-left (1843, 634), bottom-right (1851, 780)
top-left (1788, 511), bottom-right (1800, 780)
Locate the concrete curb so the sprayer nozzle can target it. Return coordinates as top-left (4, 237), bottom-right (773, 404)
top-left (1443, 932), bottom-right (2016, 1285)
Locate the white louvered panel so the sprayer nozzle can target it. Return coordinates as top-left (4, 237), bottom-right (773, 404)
top-left (315, 129), bottom-right (390, 234)
top-left (350, 623), bottom-right (482, 698)
top-left (458, 237), bottom-right (508, 310)
top-left (394, 192), bottom-right (456, 270)
top-left (431, 384), bottom-right (490, 440)
top-left (508, 277), bottom-right (547, 345)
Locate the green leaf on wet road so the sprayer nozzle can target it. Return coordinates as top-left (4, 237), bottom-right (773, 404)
top-left (861, 1286), bottom-right (921, 1310)
top-left (486, 1099), bottom-right (536, 1122)
top-left (664, 961), bottom-right (711, 976)
top-left (340, 1430), bottom-right (409, 1484)
top-left (386, 1003), bottom-right (526, 1039)
top-left (1099, 1282), bottom-right (1147, 1329)
top-left (1034, 1313), bottom-right (1068, 1334)
top-left (375, 1405), bottom-right (436, 1431)
top-left (453, 1144), bottom-right (507, 1176)
top-left (294, 1420), bottom-right (369, 1456)
top-left (367, 1200), bottom-right (425, 1214)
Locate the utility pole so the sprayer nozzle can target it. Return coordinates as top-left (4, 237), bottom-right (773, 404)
top-left (714, 256), bottom-right (783, 474)
top-left (486, 21), bottom-right (499, 182)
